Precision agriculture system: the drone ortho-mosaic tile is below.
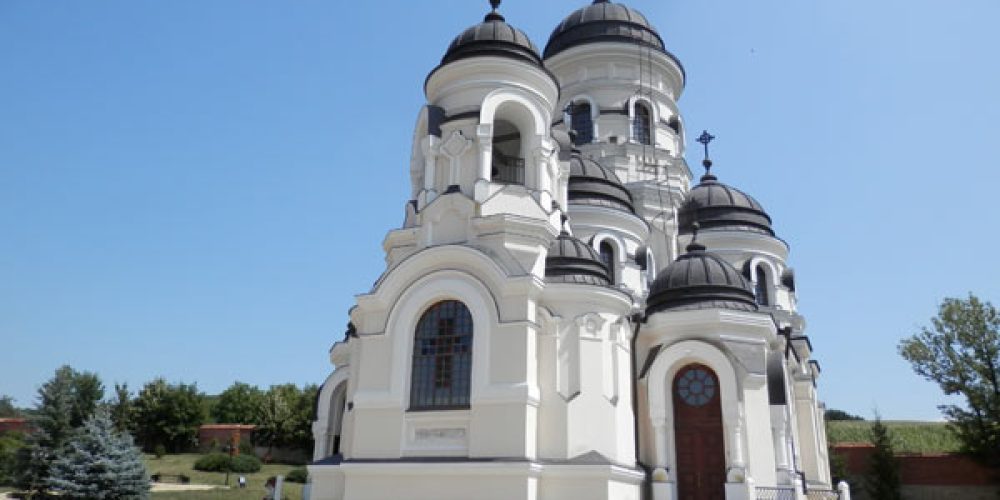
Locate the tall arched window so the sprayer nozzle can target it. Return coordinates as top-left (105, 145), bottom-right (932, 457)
top-left (410, 300), bottom-right (473, 410)
top-left (755, 265), bottom-right (769, 306)
top-left (570, 101), bottom-right (593, 145)
top-left (599, 241), bottom-right (615, 284)
top-left (633, 103), bottom-right (652, 145)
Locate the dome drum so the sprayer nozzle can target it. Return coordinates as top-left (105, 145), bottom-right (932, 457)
top-left (545, 231), bottom-right (612, 286)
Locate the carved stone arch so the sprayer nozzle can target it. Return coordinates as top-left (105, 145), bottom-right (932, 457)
top-left (312, 367), bottom-right (351, 461)
top-left (384, 269), bottom-right (501, 409)
top-left (644, 340), bottom-right (744, 476)
top-left (591, 232), bottom-right (625, 284)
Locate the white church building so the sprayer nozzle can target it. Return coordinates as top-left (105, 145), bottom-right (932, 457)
top-left (308, 1), bottom-right (838, 499)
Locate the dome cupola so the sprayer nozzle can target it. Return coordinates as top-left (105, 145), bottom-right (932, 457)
top-left (679, 131), bottom-right (774, 235)
top-left (646, 226), bottom-right (757, 314)
top-left (567, 150), bottom-right (635, 214)
top-left (544, 0), bottom-right (666, 59)
top-left (545, 227), bottom-right (612, 286)
top-left (439, 0), bottom-right (543, 68)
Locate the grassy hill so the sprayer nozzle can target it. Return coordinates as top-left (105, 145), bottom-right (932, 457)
top-left (826, 420), bottom-right (962, 454)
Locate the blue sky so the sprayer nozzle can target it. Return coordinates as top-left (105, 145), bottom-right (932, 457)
top-left (2, 0), bottom-right (998, 421)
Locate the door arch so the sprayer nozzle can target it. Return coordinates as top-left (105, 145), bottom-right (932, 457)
top-left (673, 364), bottom-right (726, 500)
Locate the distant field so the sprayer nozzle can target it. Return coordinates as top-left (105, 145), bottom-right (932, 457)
top-left (826, 420), bottom-right (962, 454)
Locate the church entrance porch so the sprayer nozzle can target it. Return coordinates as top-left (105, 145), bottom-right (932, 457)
top-left (673, 364), bottom-right (726, 500)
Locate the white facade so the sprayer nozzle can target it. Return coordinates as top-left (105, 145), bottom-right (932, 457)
top-left (309, 2), bottom-right (833, 499)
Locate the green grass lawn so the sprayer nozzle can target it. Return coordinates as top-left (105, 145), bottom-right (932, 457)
top-left (826, 420), bottom-right (963, 454)
top-left (144, 454), bottom-right (304, 500)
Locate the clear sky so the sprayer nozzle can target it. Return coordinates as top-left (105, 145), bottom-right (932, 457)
top-left (2, 0), bottom-right (998, 421)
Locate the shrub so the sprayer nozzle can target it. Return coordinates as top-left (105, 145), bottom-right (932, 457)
top-left (229, 454), bottom-right (261, 473)
top-left (193, 453), bottom-right (231, 472)
top-left (153, 444), bottom-right (166, 459)
top-left (285, 467), bottom-right (308, 483)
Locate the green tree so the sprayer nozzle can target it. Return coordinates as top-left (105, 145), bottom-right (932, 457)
top-left (47, 408), bottom-right (150, 499)
top-left (132, 379), bottom-right (206, 453)
top-left (13, 365), bottom-right (102, 493)
top-left (865, 414), bottom-right (902, 500)
top-left (898, 294), bottom-right (1000, 463)
top-left (212, 382), bottom-right (264, 424)
top-left (108, 383), bottom-right (134, 433)
top-left (0, 395), bottom-right (20, 418)
top-left (0, 431), bottom-right (25, 486)
top-left (69, 371), bottom-right (104, 428)
top-left (825, 408), bottom-right (864, 421)
top-left (255, 384), bottom-right (318, 453)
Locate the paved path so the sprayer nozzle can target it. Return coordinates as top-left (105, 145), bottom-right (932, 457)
top-left (151, 482), bottom-right (226, 492)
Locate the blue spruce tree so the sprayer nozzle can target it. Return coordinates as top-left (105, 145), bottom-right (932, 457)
top-left (47, 408), bottom-right (150, 499)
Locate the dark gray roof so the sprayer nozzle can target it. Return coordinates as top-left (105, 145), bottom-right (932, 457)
top-left (646, 242), bottom-right (757, 315)
top-left (544, 1), bottom-right (683, 79)
top-left (440, 12), bottom-right (542, 68)
top-left (567, 153), bottom-right (634, 213)
top-left (678, 173), bottom-right (774, 236)
top-left (545, 231), bottom-right (611, 286)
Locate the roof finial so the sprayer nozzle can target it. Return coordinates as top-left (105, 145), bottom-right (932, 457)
top-left (696, 130), bottom-right (717, 182)
top-left (560, 213), bottom-right (570, 235)
top-left (686, 222), bottom-right (706, 252)
top-left (485, 0), bottom-right (505, 21)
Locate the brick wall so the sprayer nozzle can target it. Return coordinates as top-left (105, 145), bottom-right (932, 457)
top-left (833, 443), bottom-right (998, 486)
top-left (197, 424), bottom-right (255, 452)
top-left (0, 418), bottom-right (30, 434)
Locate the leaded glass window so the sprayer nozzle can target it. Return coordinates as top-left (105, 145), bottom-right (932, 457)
top-left (633, 103), bottom-right (652, 145)
top-left (409, 300), bottom-right (473, 410)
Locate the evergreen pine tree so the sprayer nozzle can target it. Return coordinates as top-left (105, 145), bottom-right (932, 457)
top-left (14, 366), bottom-right (76, 492)
top-left (47, 408), bottom-right (150, 499)
top-left (865, 414), bottom-right (902, 500)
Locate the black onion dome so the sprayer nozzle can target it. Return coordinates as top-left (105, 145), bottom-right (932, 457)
top-left (546, 231), bottom-right (611, 286)
top-left (545, 1), bottom-right (667, 59)
top-left (441, 11), bottom-right (543, 67)
top-left (567, 153), bottom-right (635, 213)
top-left (678, 172), bottom-right (774, 236)
top-left (646, 242), bottom-right (758, 314)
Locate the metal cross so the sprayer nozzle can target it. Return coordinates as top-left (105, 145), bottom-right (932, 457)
top-left (490, 0), bottom-right (501, 12)
top-left (696, 130), bottom-right (715, 161)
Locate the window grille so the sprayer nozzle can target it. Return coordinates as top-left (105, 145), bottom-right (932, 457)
top-left (409, 300), bottom-right (473, 410)
top-left (755, 487), bottom-right (798, 500)
top-left (491, 151), bottom-right (525, 185)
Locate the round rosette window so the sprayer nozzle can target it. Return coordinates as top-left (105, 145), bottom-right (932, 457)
top-left (677, 368), bottom-right (716, 406)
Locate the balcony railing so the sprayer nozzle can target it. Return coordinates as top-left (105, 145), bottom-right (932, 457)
top-left (806, 488), bottom-right (840, 500)
top-left (492, 152), bottom-right (525, 185)
top-left (755, 486), bottom-right (797, 500)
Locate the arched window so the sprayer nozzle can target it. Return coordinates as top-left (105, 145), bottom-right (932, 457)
top-left (491, 120), bottom-right (524, 185)
top-left (599, 241), bottom-right (615, 283)
top-left (633, 103), bottom-right (652, 145)
top-left (570, 101), bottom-right (593, 145)
top-left (755, 265), bottom-right (769, 306)
top-left (410, 300), bottom-right (473, 410)
top-left (328, 383), bottom-right (347, 455)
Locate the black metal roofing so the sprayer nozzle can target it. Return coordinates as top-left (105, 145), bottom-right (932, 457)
top-left (440, 12), bottom-right (543, 68)
top-left (545, 231), bottom-right (611, 286)
top-left (646, 241), bottom-right (758, 315)
top-left (544, 1), bottom-right (673, 63)
top-left (567, 153), bottom-right (635, 214)
top-left (678, 172), bottom-right (774, 236)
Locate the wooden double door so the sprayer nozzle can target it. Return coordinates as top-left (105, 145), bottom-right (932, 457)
top-left (673, 364), bottom-right (726, 500)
